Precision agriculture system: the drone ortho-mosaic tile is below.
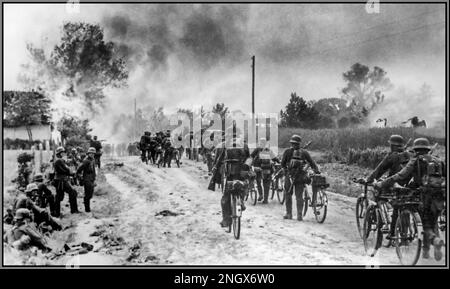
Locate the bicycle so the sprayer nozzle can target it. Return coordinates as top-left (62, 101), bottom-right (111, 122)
top-left (363, 185), bottom-right (423, 265)
top-left (309, 174), bottom-right (329, 223)
top-left (271, 164), bottom-right (285, 204)
top-left (353, 178), bottom-right (374, 239)
top-left (392, 188), bottom-right (423, 265)
top-left (245, 168), bottom-right (258, 206)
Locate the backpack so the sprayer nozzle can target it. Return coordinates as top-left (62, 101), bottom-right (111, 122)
top-left (418, 155), bottom-right (445, 188)
top-left (259, 150), bottom-right (272, 170)
top-left (289, 149), bottom-right (306, 171)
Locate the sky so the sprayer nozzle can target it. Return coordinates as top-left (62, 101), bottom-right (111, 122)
top-left (3, 3), bottom-right (446, 137)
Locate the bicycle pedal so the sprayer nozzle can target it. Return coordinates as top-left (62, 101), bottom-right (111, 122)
top-left (314, 211), bottom-right (320, 215)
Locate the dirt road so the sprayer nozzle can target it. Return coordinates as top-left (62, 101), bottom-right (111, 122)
top-left (10, 156), bottom-right (443, 266)
top-left (63, 156), bottom-right (442, 266)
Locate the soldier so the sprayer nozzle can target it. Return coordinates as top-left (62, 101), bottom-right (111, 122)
top-left (77, 147), bottom-right (97, 213)
top-left (32, 173), bottom-right (56, 217)
top-left (67, 148), bottom-right (80, 186)
top-left (5, 208), bottom-right (51, 252)
top-left (77, 146), bottom-right (86, 162)
top-left (281, 135), bottom-right (320, 221)
top-left (251, 138), bottom-right (280, 204)
top-left (13, 184), bottom-right (61, 232)
top-left (90, 136), bottom-right (103, 169)
top-left (365, 135), bottom-right (410, 241)
top-left (377, 138), bottom-right (445, 261)
top-left (219, 134), bottom-right (250, 227)
top-left (53, 146), bottom-right (79, 216)
top-left (139, 131), bottom-right (152, 164)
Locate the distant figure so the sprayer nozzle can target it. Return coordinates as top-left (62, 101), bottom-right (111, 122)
top-left (402, 116), bottom-right (427, 128)
top-left (376, 118), bottom-right (387, 127)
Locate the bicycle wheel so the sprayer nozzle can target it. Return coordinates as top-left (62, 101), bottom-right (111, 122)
top-left (438, 208), bottom-right (446, 233)
top-left (356, 196), bottom-right (368, 239)
top-left (231, 195), bottom-right (241, 240)
top-left (249, 180), bottom-right (258, 206)
top-left (270, 179), bottom-right (276, 200)
top-left (276, 176), bottom-right (285, 204)
top-left (314, 189), bottom-right (328, 223)
top-left (394, 209), bottom-right (422, 266)
top-left (363, 204), bottom-right (383, 257)
top-left (302, 187), bottom-right (309, 217)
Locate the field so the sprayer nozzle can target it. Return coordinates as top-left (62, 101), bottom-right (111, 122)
top-left (2, 150), bottom-right (53, 188)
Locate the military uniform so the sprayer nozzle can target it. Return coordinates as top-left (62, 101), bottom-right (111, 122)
top-left (77, 153), bottom-right (96, 212)
top-left (220, 140), bottom-right (250, 226)
top-left (380, 138), bottom-right (445, 259)
top-left (281, 136), bottom-right (319, 220)
top-left (251, 147), bottom-right (278, 203)
top-left (90, 139), bottom-right (103, 169)
top-left (367, 149), bottom-right (410, 237)
top-left (5, 209), bottom-right (50, 252)
top-left (139, 133), bottom-right (152, 163)
top-left (53, 156), bottom-right (79, 216)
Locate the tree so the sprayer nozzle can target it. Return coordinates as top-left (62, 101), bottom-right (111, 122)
top-left (3, 90), bottom-right (52, 141)
top-left (280, 93), bottom-right (322, 129)
top-left (57, 116), bottom-right (92, 143)
top-left (20, 22), bottom-right (128, 109)
top-left (313, 98), bottom-right (349, 128)
top-left (341, 63), bottom-right (393, 112)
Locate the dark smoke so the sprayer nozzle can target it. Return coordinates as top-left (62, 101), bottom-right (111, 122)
top-left (102, 5), bottom-right (249, 71)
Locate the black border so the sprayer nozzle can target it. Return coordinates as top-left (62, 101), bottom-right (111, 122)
top-left (1, 0), bottom-right (448, 270)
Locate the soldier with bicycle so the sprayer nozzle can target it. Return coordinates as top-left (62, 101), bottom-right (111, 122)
top-left (376, 138), bottom-right (445, 261)
top-left (281, 135), bottom-right (320, 221)
top-left (251, 138), bottom-right (280, 204)
top-left (365, 135), bottom-right (411, 242)
top-left (218, 128), bottom-right (250, 228)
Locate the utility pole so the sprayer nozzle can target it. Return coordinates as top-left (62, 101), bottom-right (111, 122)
top-left (251, 55), bottom-right (257, 141)
top-left (134, 98), bottom-right (137, 141)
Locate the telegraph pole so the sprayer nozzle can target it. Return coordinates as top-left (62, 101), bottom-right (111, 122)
top-left (134, 98), bottom-right (137, 141)
top-left (251, 55), bottom-right (257, 141)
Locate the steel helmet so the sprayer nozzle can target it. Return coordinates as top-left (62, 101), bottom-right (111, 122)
top-left (14, 208), bottom-right (32, 221)
top-left (25, 183), bottom-right (38, 193)
top-left (87, 147), bottom-right (96, 154)
top-left (289, 135), bottom-right (302, 144)
top-left (71, 148), bottom-right (77, 153)
top-left (76, 146), bottom-right (84, 152)
top-left (32, 174), bottom-right (44, 182)
top-left (412, 138), bottom-right (431, 150)
top-left (388, 135), bottom-right (405, 146)
top-left (56, 146), bottom-right (65, 154)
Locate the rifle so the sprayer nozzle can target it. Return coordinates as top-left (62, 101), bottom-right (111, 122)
top-left (303, 141), bottom-right (312, 149)
top-left (208, 148), bottom-right (225, 191)
top-left (430, 143), bottom-right (439, 155)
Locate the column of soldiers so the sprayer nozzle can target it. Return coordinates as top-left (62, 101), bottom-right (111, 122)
top-left (4, 145), bottom-right (98, 252)
top-left (138, 130), bottom-right (185, 168)
top-left (208, 130), bottom-right (445, 263)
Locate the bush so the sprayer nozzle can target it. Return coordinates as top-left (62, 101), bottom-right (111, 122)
top-left (4, 138), bottom-right (43, 150)
top-left (347, 147), bottom-right (387, 169)
top-left (278, 126), bottom-right (445, 153)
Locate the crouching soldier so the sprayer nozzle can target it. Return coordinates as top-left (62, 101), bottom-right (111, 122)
top-left (32, 173), bottom-right (56, 217)
top-left (14, 183), bottom-right (62, 232)
top-left (5, 209), bottom-right (51, 252)
top-left (53, 146), bottom-right (79, 217)
top-left (281, 135), bottom-right (320, 221)
top-left (377, 138), bottom-right (445, 261)
top-left (77, 147), bottom-right (97, 213)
